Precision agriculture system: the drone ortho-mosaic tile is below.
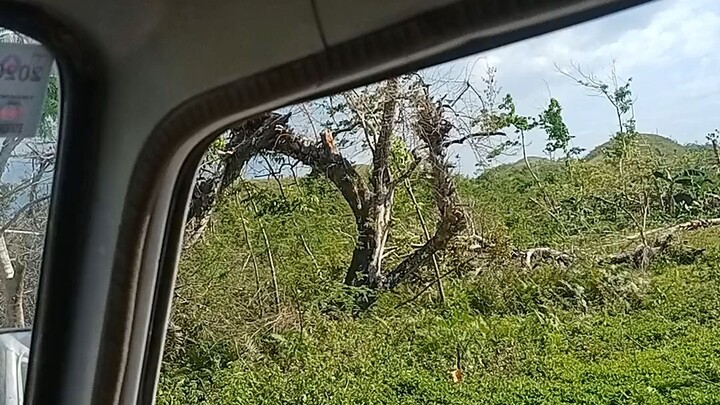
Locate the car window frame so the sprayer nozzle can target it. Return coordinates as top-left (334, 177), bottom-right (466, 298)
top-left (0, 1), bottom-right (655, 404)
top-left (0, 3), bottom-right (105, 404)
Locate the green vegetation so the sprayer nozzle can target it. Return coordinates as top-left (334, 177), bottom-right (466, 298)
top-left (585, 133), bottom-right (689, 162)
top-left (158, 66), bottom-right (720, 404)
top-left (159, 140), bottom-right (720, 404)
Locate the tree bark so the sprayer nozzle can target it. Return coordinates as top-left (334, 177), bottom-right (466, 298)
top-left (270, 130), bottom-right (375, 286)
top-left (711, 138), bottom-right (720, 167)
top-left (378, 85), bottom-right (468, 295)
top-left (0, 235), bottom-right (23, 327)
top-left (4, 260), bottom-right (24, 327)
top-left (0, 235), bottom-right (14, 280)
top-left (363, 78), bottom-right (399, 286)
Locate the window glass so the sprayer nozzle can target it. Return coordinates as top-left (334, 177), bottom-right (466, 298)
top-left (161, 1), bottom-right (720, 403)
top-left (0, 27), bottom-right (59, 403)
top-left (0, 30), bottom-right (57, 329)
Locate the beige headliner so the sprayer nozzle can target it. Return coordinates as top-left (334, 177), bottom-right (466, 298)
top-left (27, 0), bottom-right (459, 122)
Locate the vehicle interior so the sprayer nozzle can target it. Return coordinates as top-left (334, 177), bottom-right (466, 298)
top-left (6, 0), bottom-right (720, 403)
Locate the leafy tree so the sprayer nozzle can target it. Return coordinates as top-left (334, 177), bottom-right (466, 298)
top-left (558, 62), bottom-right (638, 172)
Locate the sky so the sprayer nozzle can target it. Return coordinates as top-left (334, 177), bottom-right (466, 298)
top-left (443, 0), bottom-right (720, 173)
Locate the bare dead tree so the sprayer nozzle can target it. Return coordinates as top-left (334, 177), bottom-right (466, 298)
top-left (185, 72), bottom-right (503, 309)
top-left (378, 81), bottom-right (468, 294)
top-left (0, 139), bottom-right (54, 327)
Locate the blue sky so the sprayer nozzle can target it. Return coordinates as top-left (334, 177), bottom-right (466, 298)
top-left (445, 0), bottom-right (720, 173)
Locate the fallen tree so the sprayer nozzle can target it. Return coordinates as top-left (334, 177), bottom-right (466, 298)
top-left (496, 217), bottom-right (720, 270)
top-left (605, 218), bottom-right (720, 268)
top-left (625, 218), bottom-right (720, 241)
top-left (602, 234), bottom-right (674, 268)
top-left (518, 247), bottom-right (574, 268)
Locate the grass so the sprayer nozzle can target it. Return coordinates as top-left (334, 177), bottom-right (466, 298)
top-left (158, 142), bottom-right (720, 404)
top-left (158, 226), bottom-right (720, 404)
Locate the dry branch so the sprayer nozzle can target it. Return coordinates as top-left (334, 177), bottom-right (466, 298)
top-left (625, 218), bottom-right (720, 241)
top-left (480, 217), bottom-right (720, 270)
top-left (520, 248), bottom-right (573, 268)
top-left (602, 234), bottom-right (674, 268)
top-left (441, 131), bottom-right (505, 148)
top-left (0, 195), bottom-right (50, 235)
top-left (405, 180), bottom-right (445, 303)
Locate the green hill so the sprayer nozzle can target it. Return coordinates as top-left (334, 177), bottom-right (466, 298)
top-left (502, 156), bottom-right (551, 169)
top-left (484, 134), bottom-right (695, 176)
top-left (482, 156), bottom-right (557, 178)
top-left (584, 133), bottom-right (687, 161)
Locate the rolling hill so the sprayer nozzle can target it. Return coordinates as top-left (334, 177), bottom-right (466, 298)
top-left (584, 133), bottom-right (688, 161)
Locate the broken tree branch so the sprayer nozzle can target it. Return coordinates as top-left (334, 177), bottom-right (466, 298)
top-left (520, 247), bottom-right (574, 268)
top-left (394, 267), bottom-right (456, 309)
top-left (0, 195), bottom-right (51, 235)
top-left (441, 131), bottom-right (505, 148)
top-left (602, 233), bottom-right (674, 268)
top-left (625, 218), bottom-right (720, 241)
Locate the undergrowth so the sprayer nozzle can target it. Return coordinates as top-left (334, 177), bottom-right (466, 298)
top-left (159, 144), bottom-right (720, 404)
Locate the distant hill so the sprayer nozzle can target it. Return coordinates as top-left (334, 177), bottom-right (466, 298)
top-left (584, 133), bottom-right (687, 162)
top-left (486, 156), bottom-right (552, 173)
top-left (477, 134), bottom-right (700, 180)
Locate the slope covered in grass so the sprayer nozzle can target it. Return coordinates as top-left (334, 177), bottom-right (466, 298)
top-left (158, 141), bottom-right (720, 404)
top-left (585, 133), bottom-right (688, 162)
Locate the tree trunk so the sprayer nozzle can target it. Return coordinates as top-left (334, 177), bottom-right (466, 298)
top-left (365, 84), bottom-right (468, 306)
top-left (0, 235), bottom-right (14, 280)
top-left (0, 235), bottom-right (23, 327)
top-left (362, 79), bottom-right (399, 286)
top-left (4, 261), bottom-right (24, 327)
top-left (711, 139), bottom-right (720, 167)
top-left (185, 114), bottom-right (291, 247)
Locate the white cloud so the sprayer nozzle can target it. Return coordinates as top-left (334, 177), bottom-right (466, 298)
top-left (442, 0), bottom-right (720, 174)
top-left (481, 0), bottom-right (720, 74)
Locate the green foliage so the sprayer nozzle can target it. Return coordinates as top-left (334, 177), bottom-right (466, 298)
top-left (538, 98), bottom-right (572, 155)
top-left (159, 229), bottom-right (720, 403)
top-left (491, 94), bottom-right (574, 161)
top-left (158, 58), bottom-right (720, 403)
top-left (159, 133), bottom-right (720, 404)
top-left (38, 74), bottom-right (60, 140)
